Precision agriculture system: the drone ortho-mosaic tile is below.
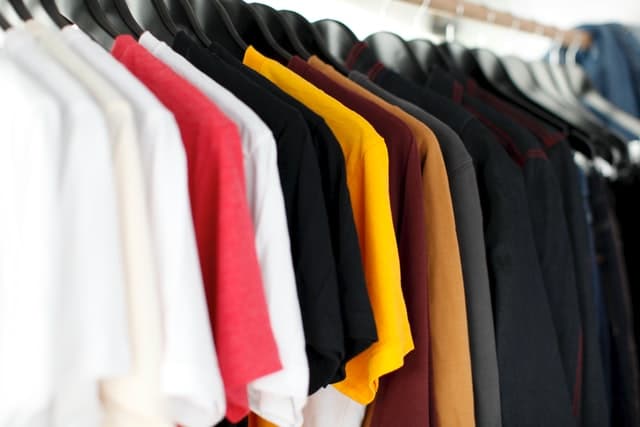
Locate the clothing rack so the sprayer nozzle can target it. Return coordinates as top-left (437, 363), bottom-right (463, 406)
top-left (399, 0), bottom-right (592, 48)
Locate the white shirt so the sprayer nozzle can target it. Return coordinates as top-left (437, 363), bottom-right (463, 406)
top-left (0, 49), bottom-right (61, 427)
top-left (139, 33), bottom-right (309, 427)
top-left (2, 28), bottom-right (129, 427)
top-left (302, 387), bottom-right (366, 427)
top-left (24, 21), bottom-right (170, 427)
top-left (61, 25), bottom-right (226, 427)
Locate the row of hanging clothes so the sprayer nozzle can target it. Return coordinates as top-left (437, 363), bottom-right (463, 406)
top-left (1, 0), bottom-right (640, 425)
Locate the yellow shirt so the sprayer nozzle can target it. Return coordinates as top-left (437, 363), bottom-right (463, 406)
top-left (243, 46), bottom-right (412, 404)
top-left (308, 57), bottom-right (475, 427)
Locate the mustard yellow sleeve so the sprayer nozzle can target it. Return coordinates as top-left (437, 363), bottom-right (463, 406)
top-left (248, 412), bottom-right (276, 427)
top-left (332, 140), bottom-right (413, 404)
top-left (243, 46), bottom-right (413, 404)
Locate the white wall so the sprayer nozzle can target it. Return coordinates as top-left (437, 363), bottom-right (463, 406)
top-left (256, 0), bottom-right (640, 59)
top-left (488, 0), bottom-right (640, 28)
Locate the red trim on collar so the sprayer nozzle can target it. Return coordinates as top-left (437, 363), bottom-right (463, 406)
top-left (368, 62), bottom-right (385, 80)
top-left (346, 42), bottom-right (367, 70)
top-left (452, 81), bottom-right (464, 104)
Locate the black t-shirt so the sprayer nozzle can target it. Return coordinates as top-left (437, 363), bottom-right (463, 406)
top-left (348, 45), bottom-right (575, 427)
top-left (426, 67), bottom-right (583, 409)
top-left (173, 32), bottom-right (378, 392)
top-left (289, 56), bottom-right (431, 427)
top-left (172, 32), bottom-right (344, 391)
top-left (593, 176), bottom-right (640, 427)
top-left (201, 38), bottom-right (378, 365)
top-left (463, 76), bottom-right (611, 427)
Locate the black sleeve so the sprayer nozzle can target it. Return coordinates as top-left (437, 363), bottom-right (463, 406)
top-left (276, 115), bottom-right (347, 392)
top-left (310, 121), bottom-right (378, 363)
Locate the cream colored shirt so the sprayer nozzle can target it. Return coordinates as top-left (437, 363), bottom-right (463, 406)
top-left (25, 21), bottom-right (170, 427)
top-left (61, 26), bottom-right (227, 427)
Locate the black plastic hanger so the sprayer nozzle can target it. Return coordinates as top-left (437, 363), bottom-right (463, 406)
top-left (471, 48), bottom-right (569, 131)
top-left (528, 60), bottom-right (573, 104)
top-left (218, 0), bottom-right (291, 63)
top-left (82, 0), bottom-right (120, 38)
top-left (501, 55), bottom-right (590, 127)
top-left (55, 0), bottom-right (118, 48)
top-left (8, 0), bottom-right (60, 28)
top-left (251, 3), bottom-right (302, 58)
top-left (440, 43), bottom-right (579, 131)
top-left (6, 0), bottom-right (64, 34)
top-left (364, 32), bottom-right (427, 84)
top-left (546, 42), bottom-right (592, 108)
top-left (553, 44), bottom-right (640, 138)
top-left (530, 59), bottom-right (630, 154)
top-left (8, 0), bottom-right (33, 20)
top-left (563, 59), bottom-right (640, 137)
top-left (470, 47), bottom-right (517, 90)
top-left (148, 0), bottom-right (180, 35)
top-left (99, 0), bottom-right (174, 41)
top-left (163, 0), bottom-right (211, 45)
top-left (62, 0), bottom-right (129, 37)
top-left (408, 39), bottom-right (451, 72)
top-left (546, 60), bottom-right (583, 103)
top-left (470, 48), bottom-right (597, 159)
top-left (5, 0), bottom-right (62, 27)
top-left (502, 55), bottom-right (606, 135)
top-left (440, 41), bottom-right (486, 80)
top-left (313, 18), bottom-right (359, 65)
top-left (0, 11), bottom-right (11, 29)
top-left (544, 57), bottom-right (634, 171)
top-left (279, 10), bottom-right (349, 74)
top-left (39, 0), bottom-right (72, 27)
top-left (564, 61), bottom-right (593, 98)
top-left (189, 0), bottom-right (246, 57)
top-left (501, 55), bottom-right (629, 166)
top-left (99, 0), bottom-right (144, 36)
top-left (538, 60), bottom-right (614, 129)
top-left (272, 8), bottom-right (312, 58)
top-left (527, 59), bottom-right (613, 130)
top-left (126, 0), bottom-right (177, 42)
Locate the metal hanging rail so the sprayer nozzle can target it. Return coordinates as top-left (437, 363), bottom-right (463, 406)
top-left (400, 0), bottom-right (591, 48)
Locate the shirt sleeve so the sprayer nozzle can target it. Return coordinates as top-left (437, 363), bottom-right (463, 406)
top-left (56, 102), bottom-right (132, 427)
top-left (246, 134), bottom-right (309, 427)
top-left (332, 140), bottom-right (412, 404)
top-left (277, 118), bottom-right (345, 394)
top-left (99, 108), bottom-right (174, 427)
top-left (148, 113), bottom-right (227, 427)
top-left (189, 120), bottom-right (282, 423)
top-left (312, 123), bottom-right (377, 363)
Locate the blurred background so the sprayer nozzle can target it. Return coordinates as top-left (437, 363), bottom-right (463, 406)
top-left (254, 0), bottom-right (640, 59)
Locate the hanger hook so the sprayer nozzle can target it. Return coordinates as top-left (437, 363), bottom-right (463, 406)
top-left (549, 29), bottom-right (565, 64)
top-left (379, 0), bottom-right (394, 17)
top-left (567, 31), bottom-right (584, 67)
top-left (445, 1), bottom-right (464, 42)
top-left (412, 0), bottom-right (432, 30)
top-left (485, 6), bottom-right (496, 24)
top-left (511, 15), bottom-right (521, 32)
